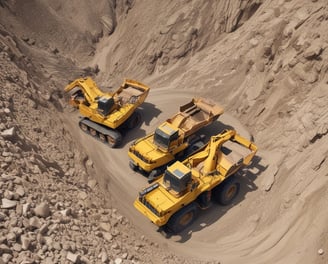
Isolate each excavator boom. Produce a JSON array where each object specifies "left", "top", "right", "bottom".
[
  {"left": 202, "top": 130, "right": 237, "bottom": 175},
  {"left": 192, "top": 129, "right": 257, "bottom": 177},
  {"left": 64, "top": 77, "right": 108, "bottom": 106}
]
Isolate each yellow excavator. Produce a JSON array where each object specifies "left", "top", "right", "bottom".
[
  {"left": 64, "top": 77, "right": 150, "bottom": 148},
  {"left": 134, "top": 129, "right": 257, "bottom": 234}
]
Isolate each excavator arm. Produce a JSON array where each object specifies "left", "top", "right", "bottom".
[
  {"left": 187, "top": 130, "right": 257, "bottom": 177},
  {"left": 202, "top": 130, "right": 237, "bottom": 175},
  {"left": 232, "top": 133, "right": 257, "bottom": 165},
  {"left": 64, "top": 77, "right": 109, "bottom": 105}
]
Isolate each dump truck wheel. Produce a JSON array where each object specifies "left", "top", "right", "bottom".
[
  {"left": 166, "top": 203, "right": 198, "bottom": 233},
  {"left": 212, "top": 176, "right": 240, "bottom": 205},
  {"left": 129, "top": 160, "right": 138, "bottom": 171},
  {"left": 126, "top": 111, "right": 141, "bottom": 129},
  {"left": 148, "top": 168, "right": 164, "bottom": 183}
]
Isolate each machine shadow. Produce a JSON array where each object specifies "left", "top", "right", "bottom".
[
  {"left": 138, "top": 101, "right": 162, "bottom": 126},
  {"left": 199, "top": 119, "right": 253, "bottom": 143},
  {"left": 119, "top": 102, "right": 162, "bottom": 147},
  {"left": 120, "top": 108, "right": 246, "bottom": 148},
  {"left": 168, "top": 154, "right": 268, "bottom": 243}
]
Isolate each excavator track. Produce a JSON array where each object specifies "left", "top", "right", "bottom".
[{"left": 78, "top": 118, "right": 122, "bottom": 148}]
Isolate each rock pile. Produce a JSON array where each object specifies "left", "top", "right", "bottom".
[{"left": 0, "top": 24, "right": 212, "bottom": 264}]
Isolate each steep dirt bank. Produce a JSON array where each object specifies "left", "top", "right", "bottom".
[
  {"left": 0, "top": 13, "right": 203, "bottom": 264},
  {"left": 89, "top": 1, "right": 328, "bottom": 262},
  {"left": 1, "top": 0, "right": 328, "bottom": 263}
]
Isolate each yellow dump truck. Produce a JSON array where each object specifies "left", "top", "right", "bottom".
[
  {"left": 128, "top": 98, "right": 224, "bottom": 181},
  {"left": 64, "top": 77, "right": 150, "bottom": 148},
  {"left": 134, "top": 129, "right": 257, "bottom": 234}
]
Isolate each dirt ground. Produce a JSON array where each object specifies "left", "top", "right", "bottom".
[{"left": 0, "top": 0, "right": 327, "bottom": 263}]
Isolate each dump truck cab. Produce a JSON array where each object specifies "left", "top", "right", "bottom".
[
  {"left": 135, "top": 161, "right": 195, "bottom": 227},
  {"left": 162, "top": 161, "right": 192, "bottom": 196},
  {"left": 154, "top": 122, "right": 181, "bottom": 151}
]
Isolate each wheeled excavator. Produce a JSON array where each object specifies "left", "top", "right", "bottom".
[
  {"left": 134, "top": 129, "right": 257, "bottom": 234},
  {"left": 64, "top": 77, "right": 150, "bottom": 148}
]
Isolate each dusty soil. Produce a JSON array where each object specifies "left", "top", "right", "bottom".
[{"left": 0, "top": 0, "right": 327, "bottom": 263}]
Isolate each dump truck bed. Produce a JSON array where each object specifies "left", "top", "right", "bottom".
[
  {"left": 167, "top": 98, "right": 224, "bottom": 138},
  {"left": 113, "top": 79, "right": 150, "bottom": 107}
]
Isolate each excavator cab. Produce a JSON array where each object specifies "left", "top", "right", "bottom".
[
  {"left": 163, "top": 161, "right": 191, "bottom": 196},
  {"left": 97, "top": 96, "right": 115, "bottom": 116},
  {"left": 154, "top": 123, "right": 179, "bottom": 150}
]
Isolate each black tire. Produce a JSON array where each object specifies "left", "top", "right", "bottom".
[
  {"left": 212, "top": 176, "right": 240, "bottom": 205},
  {"left": 166, "top": 203, "right": 199, "bottom": 234},
  {"left": 148, "top": 168, "right": 164, "bottom": 183},
  {"left": 107, "top": 130, "right": 122, "bottom": 148},
  {"left": 129, "top": 160, "right": 138, "bottom": 171},
  {"left": 126, "top": 111, "right": 141, "bottom": 129}
]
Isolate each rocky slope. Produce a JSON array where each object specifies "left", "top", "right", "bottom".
[
  {"left": 0, "top": 20, "right": 216, "bottom": 264},
  {"left": 0, "top": 0, "right": 327, "bottom": 263}
]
